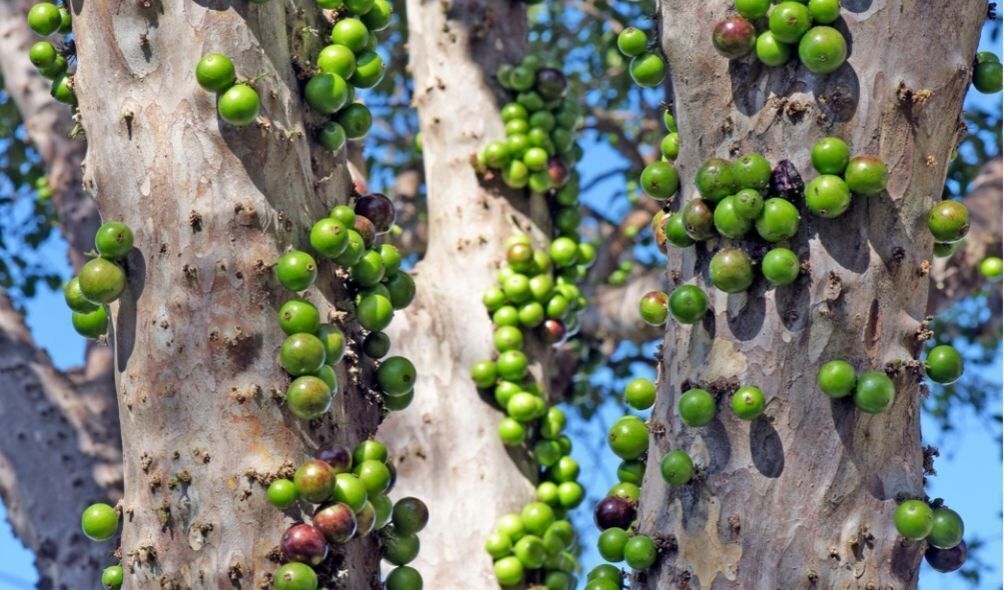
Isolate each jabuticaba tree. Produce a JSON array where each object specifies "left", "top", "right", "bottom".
[
  {"left": 68, "top": 1, "right": 387, "bottom": 587},
  {"left": 636, "top": 1, "right": 987, "bottom": 588},
  {"left": 379, "top": 1, "right": 558, "bottom": 586}
]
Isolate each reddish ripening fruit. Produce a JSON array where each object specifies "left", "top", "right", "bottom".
[
  {"left": 548, "top": 157, "right": 570, "bottom": 188},
  {"left": 541, "top": 319, "right": 566, "bottom": 344},
  {"left": 281, "top": 524, "right": 329, "bottom": 565},
  {"left": 712, "top": 16, "right": 757, "bottom": 59},
  {"left": 594, "top": 495, "right": 636, "bottom": 531},
  {"left": 294, "top": 460, "right": 336, "bottom": 504},
  {"left": 354, "top": 215, "right": 377, "bottom": 247},
  {"left": 313, "top": 502, "right": 358, "bottom": 544},
  {"left": 354, "top": 193, "right": 396, "bottom": 234},
  {"left": 317, "top": 445, "right": 353, "bottom": 473}
]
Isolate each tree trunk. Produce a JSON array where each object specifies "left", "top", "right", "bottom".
[
  {"left": 637, "top": 2, "right": 985, "bottom": 588},
  {"left": 378, "top": 1, "right": 544, "bottom": 587},
  {"left": 70, "top": 1, "right": 381, "bottom": 586}
]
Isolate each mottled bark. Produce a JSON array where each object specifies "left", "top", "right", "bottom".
[
  {"left": 70, "top": 1, "right": 380, "bottom": 587},
  {"left": 637, "top": 2, "right": 985, "bottom": 589},
  {"left": 378, "top": 1, "right": 541, "bottom": 587}
]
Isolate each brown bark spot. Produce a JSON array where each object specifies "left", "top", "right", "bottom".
[{"left": 864, "top": 298, "right": 881, "bottom": 359}]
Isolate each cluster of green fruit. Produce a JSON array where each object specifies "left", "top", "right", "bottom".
[
  {"left": 35, "top": 176, "right": 54, "bottom": 202},
  {"left": 63, "top": 221, "right": 134, "bottom": 339},
  {"left": 614, "top": 26, "right": 667, "bottom": 88},
  {"left": 195, "top": 53, "right": 261, "bottom": 126},
  {"left": 470, "top": 234, "right": 595, "bottom": 443},
  {"left": 894, "top": 499, "right": 967, "bottom": 573},
  {"left": 480, "top": 55, "right": 582, "bottom": 194},
  {"left": 25, "top": 2, "right": 76, "bottom": 106},
  {"left": 264, "top": 440, "right": 428, "bottom": 590},
  {"left": 276, "top": 194, "right": 417, "bottom": 419},
  {"left": 972, "top": 51, "right": 1003, "bottom": 94},
  {"left": 485, "top": 501, "right": 580, "bottom": 588},
  {"left": 78, "top": 502, "right": 123, "bottom": 588},
  {"left": 606, "top": 259, "right": 634, "bottom": 287},
  {"left": 303, "top": 0, "right": 393, "bottom": 150},
  {"left": 713, "top": 0, "right": 848, "bottom": 74}
]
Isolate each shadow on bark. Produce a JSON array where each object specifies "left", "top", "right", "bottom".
[
  {"left": 727, "top": 286, "right": 766, "bottom": 341},
  {"left": 749, "top": 416, "right": 784, "bottom": 478},
  {"left": 115, "top": 248, "right": 146, "bottom": 371}
]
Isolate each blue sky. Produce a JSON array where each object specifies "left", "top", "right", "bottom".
[{"left": 0, "top": 16, "right": 1000, "bottom": 590}]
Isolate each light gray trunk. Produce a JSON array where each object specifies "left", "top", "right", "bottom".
[
  {"left": 637, "top": 1, "right": 985, "bottom": 588},
  {"left": 71, "top": 1, "right": 380, "bottom": 587},
  {"left": 378, "top": 0, "right": 548, "bottom": 587}
]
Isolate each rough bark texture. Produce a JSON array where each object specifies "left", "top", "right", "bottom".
[
  {"left": 70, "top": 1, "right": 381, "bottom": 587},
  {"left": 637, "top": 2, "right": 985, "bottom": 589},
  {"left": 378, "top": 1, "right": 541, "bottom": 587}
]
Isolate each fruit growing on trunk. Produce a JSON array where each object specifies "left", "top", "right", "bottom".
[{"left": 712, "top": 16, "right": 757, "bottom": 59}]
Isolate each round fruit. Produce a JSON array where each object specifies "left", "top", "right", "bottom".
[
  {"left": 597, "top": 526, "right": 629, "bottom": 561},
  {"left": 305, "top": 73, "right": 349, "bottom": 114},
  {"left": 624, "top": 535, "right": 657, "bottom": 570},
  {"left": 769, "top": 1, "right": 812, "bottom": 44},
  {"left": 353, "top": 459, "right": 391, "bottom": 495},
  {"left": 712, "top": 16, "right": 756, "bottom": 59},
  {"left": 338, "top": 103, "right": 373, "bottom": 139},
  {"left": 310, "top": 218, "right": 349, "bottom": 259},
  {"left": 894, "top": 499, "right": 934, "bottom": 540},
  {"left": 51, "top": 74, "right": 76, "bottom": 105},
  {"left": 317, "top": 324, "right": 346, "bottom": 364},
  {"left": 736, "top": 0, "right": 771, "bottom": 19},
  {"left": 361, "top": 0, "right": 394, "bottom": 31},
  {"left": 350, "top": 50, "right": 385, "bottom": 88},
  {"left": 755, "top": 31, "right": 792, "bottom": 66},
  {"left": 695, "top": 158, "right": 736, "bottom": 202},
  {"left": 276, "top": 250, "right": 317, "bottom": 291},
  {"left": 521, "top": 502, "right": 556, "bottom": 535},
  {"left": 607, "top": 415, "right": 649, "bottom": 460},
  {"left": 217, "top": 84, "right": 260, "bottom": 126},
  {"left": 980, "top": 256, "right": 1003, "bottom": 280},
  {"left": 357, "top": 293, "right": 394, "bottom": 331},
  {"left": 594, "top": 497, "right": 635, "bottom": 531},
  {"left": 330, "top": 18, "right": 369, "bottom": 53},
  {"left": 925, "top": 344, "right": 964, "bottom": 385},
  {"left": 755, "top": 198, "right": 800, "bottom": 242},
  {"left": 333, "top": 473, "right": 368, "bottom": 512},
  {"left": 196, "top": 53, "right": 236, "bottom": 93},
  {"left": 734, "top": 188, "right": 764, "bottom": 220},
  {"left": 808, "top": 0, "right": 841, "bottom": 23},
  {"left": 617, "top": 27, "right": 648, "bottom": 57},
  {"left": 317, "top": 44, "right": 357, "bottom": 78},
  {"left": 29, "top": 41, "right": 57, "bottom": 69},
  {"left": 81, "top": 503, "right": 118, "bottom": 541},
  {"left": 817, "top": 360, "right": 856, "bottom": 398},
  {"left": 762, "top": 247, "right": 800, "bottom": 286},
  {"left": 95, "top": 222, "right": 134, "bottom": 260},
  {"left": 294, "top": 460, "right": 336, "bottom": 503},
  {"left": 925, "top": 539, "right": 967, "bottom": 573},
  {"left": 72, "top": 307, "right": 108, "bottom": 339},
  {"left": 639, "top": 291, "right": 669, "bottom": 326},
  {"left": 679, "top": 388, "right": 716, "bottom": 427},
  {"left": 933, "top": 241, "right": 962, "bottom": 258},
  {"left": 101, "top": 564, "right": 123, "bottom": 589},
  {"left": 928, "top": 507, "right": 965, "bottom": 549},
  {"left": 668, "top": 285, "right": 708, "bottom": 324},
  {"left": 713, "top": 196, "right": 752, "bottom": 239},
  {"left": 733, "top": 152, "right": 772, "bottom": 191},
  {"left": 78, "top": 258, "right": 126, "bottom": 304},
  {"left": 391, "top": 497, "right": 429, "bottom": 535},
  {"left": 731, "top": 386, "right": 765, "bottom": 420},
  {"left": 280, "top": 333, "right": 326, "bottom": 376},
  {"left": 313, "top": 502, "right": 357, "bottom": 543},
  {"left": 617, "top": 460, "right": 645, "bottom": 485},
  {"left": 286, "top": 376, "right": 333, "bottom": 420},
  {"left": 624, "top": 377, "right": 657, "bottom": 411},
  {"left": 64, "top": 277, "right": 98, "bottom": 313},
  {"left": 682, "top": 198, "right": 715, "bottom": 240},
  {"left": 377, "top": 356, "right": 416, "bottom": 395},
  {"left": 661, "top": 132, "right": 680, "bottom": 160},
  {"left": 853, "top": 371, "right": 895, "bottom": 414},
  {"left": 513, "top": 535, "right": 546, "bottom": 568},
  {"left": 536, "top": 68, "right": 568, "bottom": 100},
  {"left": 498, "top": 417, "right": 525, "bottom": 445},
  {"left": 927, "top": 200, "right": 969, "bottom": 243},
  {"left": 385, "top": 566, "right": 422, "bottom": 590},
  {"left": 629, "top": 53, "right": 666, "bottom": 87},
  {"left": 494, "top": 555, "right": 524, "bottom": 586},
  {"left": 665, "top": 213, "right": 695, "bottom": 248},
  {"left": 805, "top": 174, "right": 851, "bottom": 218},
  {"left": 27, "top": 2, "right": 62, "bottom": 36},
  {"left": 798, "top": 26, "right": 847, "bottom": 74},
  {"left": 709, "top": 248, "right": 754, "bottom": 293},
  {"left": 973, "top": 60, "right": 1003, "bottom": 93},
  {"left": 660, "top": 450, "right": 693, "bottom": 486},
  {"left": 844, "top": 156, "right": 888, "bottom": 196},
  {"left": 319, "top": 122, "right": 346, "bottom": 151},
  {"left": 267, "top": 478, "right": 299, "bottom": 508},
  {"left": 640, "top": 160, "right": 679, "bottom": 200},
  {"left": 811, "top": 136, "right": 851, "bottom": 174},
  {"left": 385, "top": 271, "right": 416, "bottom": 309},
  {"left": 272, "top": 562, "right": 318, "bottom": 590},
  {"left": 281, "top": 523, "right": 328, "bottom": 565}
]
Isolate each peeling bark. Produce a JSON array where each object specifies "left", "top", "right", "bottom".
[
  {"left": 378, "top": 1, "right": 542, "bottom": 587},
  {"left": 69, "top": 1, "right": 381, "bottom": 587},
  {"left": 637, "top": 2, "right": 986, "bottom": 589}
]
